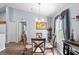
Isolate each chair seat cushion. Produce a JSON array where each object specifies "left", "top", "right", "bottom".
[
  {"left": 26, "top": 45, "right": 32, "bottom": 49},
  {"left": 45, "top": 42, "right": 53, "bottom": 49}
]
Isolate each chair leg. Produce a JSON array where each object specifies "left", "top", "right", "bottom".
[
  {"left": 52, "top": 48, "right": 54, "bottom": 55},
  {"left": 31, "top": 50, "right": 33, "bottom": 55},
  {"left": 22, "top": 48, "right": 27, "bottom": 55},
  {"left": 23, "top": 50, "right": 25, "bottom": 55},
  {"left": 43, "top": 52, "right": 45, "bottom": 55}
]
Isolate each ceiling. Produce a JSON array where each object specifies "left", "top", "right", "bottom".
[{"left": 0, "top": 3, "right": 67, "bottom": 17}]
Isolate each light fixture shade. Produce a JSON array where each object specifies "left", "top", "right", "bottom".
[
  {"left": 35, "top": 17, "right": 41, "bottom": 22},
  {"left": 41, "top": 19, "right": 45, "bottom": 22},
  {"left": 35, "top": 18, "right": 38, "bottom": 22},
  {"left": 35, "top": 18, "right": 45, "bottom": 22}
]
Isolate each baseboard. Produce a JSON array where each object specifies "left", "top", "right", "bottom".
[{"left": 0, "top": 47, "right": 5, "bottom": 52}]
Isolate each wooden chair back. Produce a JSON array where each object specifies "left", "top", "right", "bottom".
[
  {"left": 51, "top": 34, "right": 56, "bottom": 47},
  {"left": 31, "top": 38, "right": 46, "bottom": 54}
]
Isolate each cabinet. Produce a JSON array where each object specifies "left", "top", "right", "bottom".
[
  {"left": 0, "top": 19, "right": 6, "bottom": 51},
  {"left": 0, "top": 34, "right": 6, "bottom": 51},
  {"left": 63, "top": 40, "right": 79, "bottom": 55}
]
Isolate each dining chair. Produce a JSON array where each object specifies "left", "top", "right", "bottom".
[
  {"left": 21, "top": 32, "right": 32, "bottom": 55},
  {"left": 45, "top": 34, "right": 56, "bottom": 55},
  {"left": 31, "top": 38, "right": 46, "bottom": 55}
]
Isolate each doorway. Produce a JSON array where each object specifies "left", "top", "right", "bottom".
[{"left": 18, "top": 21, "right": 27, "bottom": 42}]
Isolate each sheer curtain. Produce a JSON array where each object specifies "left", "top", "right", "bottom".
[{"left": 55, "top": 17, "right": 64, "bottom": 45}]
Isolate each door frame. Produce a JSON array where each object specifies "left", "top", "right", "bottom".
[{"left": 17, "top": 20, "right": 27, "bottom": 42}]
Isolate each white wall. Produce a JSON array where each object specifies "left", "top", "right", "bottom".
[
  {"left": 0, "top": 12, "right": 6, "bottom": 19},
  {"left": 47, "top": 17, "right": 52, "bottom": 28},
  {"left": 7, "top": 21, "right": 17, "bottom": 43},
  {"left": 68, "top": 4, "right": 79, "bottom": 41}
]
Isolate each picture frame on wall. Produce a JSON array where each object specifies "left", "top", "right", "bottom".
[
  {"left": 36, "top": 33, "right": 42, "bottom": 38},
  {"left": 36, "top": 22, "right": 47, "bottom": 30}
]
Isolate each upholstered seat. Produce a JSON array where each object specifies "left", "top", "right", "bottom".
[
  {"left": 26, "top": 44, "right": 32, "bottom": 49},
  {"left": 45, "top": 42, "right": 53, "bottom": 49}
]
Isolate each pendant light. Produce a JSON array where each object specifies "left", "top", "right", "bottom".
[
  {"left": 35, "top": 3, "right": 45, "bottom": 22},
  {"left": 35, "top": 3, "right": 41, "bottom": 22}
]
